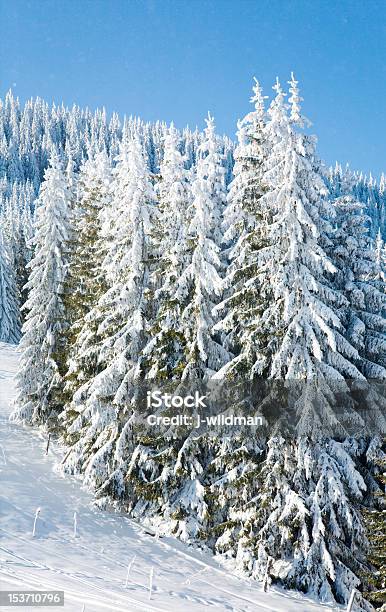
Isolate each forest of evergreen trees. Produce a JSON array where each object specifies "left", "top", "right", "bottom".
[{"left": 1, "top": 76, "right": 385, "bottom": 608}]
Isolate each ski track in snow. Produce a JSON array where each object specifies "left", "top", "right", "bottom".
[{"left": 0, "top": 343, "right": 339, "bottom": 612}]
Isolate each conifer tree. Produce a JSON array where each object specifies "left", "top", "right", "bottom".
[
  {"left": 143, "top": 123, "right": 193, "bottom": 380},
  {"left": 179, "top": 113, "right": 229, "bottom": 380},
  {"left": 61, "top": 136, "right": 156, "bottom": 497},
  {"left": 61, "top": 150, "right": 112, "bottom": 429},
  {"left": 0, "top": 226, "right": 20, "bottom": 343},
  {"left": 210, "top": 76, "right": 371, "bottom": 607},
  {"left": 213, "top": 79, "right": 269, "bottom": 378},
  {"left": 254, "top": 75, "right": 362, "bottom": 382},
  {"left": 11, "top": 152, "right": 70, "bottom": 426},
  {"left": 328, "top": 168, "right": 386, "bottom": 377}
]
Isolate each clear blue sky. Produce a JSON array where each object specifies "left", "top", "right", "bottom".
[{"left": 1, "top": 0, "right": 385, "bottom": 176}]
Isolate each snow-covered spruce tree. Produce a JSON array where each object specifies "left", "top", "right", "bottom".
[
  {"left": 328, "top": 167, "right": 386, "bottom": 378},
  {"left": 60, "top": 150, "right": 112, "bottom": 434},
  {"left": 154, "top": 112, "right": 230, "bottom": 535},
  {"left": 179, "top": 112, "right": 229, "bottom": 380},
  {"left": 0, "top": 225, "right": 20, "bottom": 343},
  {"left": 11, "top": 151, "right": 71, "bottom": 426},
  {"left": 60, "top": 136, "right": 156, "bottom": 498},
  {"left": 212, "top": 437, "right": 370, "bottom": 604},
  {"left": 210, "top": 76, "right": 371, "bottom": 606},
  {"left": 208, "top": 79, "right": 274, "bottom": 572},
  {"left": 213, "top": 78, "right": 270, "bottom": 378},
  {"left": 126, "top": 115, "right": 230, "bottom": 542},
  {"left": 251, "top": 76, "right": 371, "bottom": 603},
  {"left": 254, "top": 75, "right": 362, "bottom": 383},
  {"left": 143, "top": 123, "right": 193, "bottom": 380},
  {"left": 0, "top": 181, "right": 35, "bottom": 313}
]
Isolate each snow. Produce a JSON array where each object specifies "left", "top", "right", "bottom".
[{"left": 0, "top": 343, "right": 338, "bottom": 611}]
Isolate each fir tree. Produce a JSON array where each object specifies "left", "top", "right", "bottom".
[
  {"left": 179, "top": 113, "right": 229, "bottom": 380},
  {"left": 11, "top": 151, "right": 70, "bottom": 426},
  {"left": 254, "top": 75, "right": 362, "bottom": 383},
  {"left": 0, "top": 225, "right": 20, "bottom": 343},
  {"left": 60, "top": 136, "right": 156, "bottom": 497},
  {"left": 143, "top": 123, "right": 193, "bottom": 380},
  {"left": 213, "top": 79, "right": 269, "bottom": 378},
  {"left": 328, "top": 168, "right": 386, "bottom": 378},
  {"left": 61, "top": 150, "right": 112, "bottom": 433}
]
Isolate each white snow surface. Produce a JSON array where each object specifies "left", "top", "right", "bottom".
[{"left": 0, "top": 343, "right": 338, "bottom": 612}]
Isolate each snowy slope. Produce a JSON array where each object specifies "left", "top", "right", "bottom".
[{"left": 0, "top": 343, "right": 338, "bottom": 612}]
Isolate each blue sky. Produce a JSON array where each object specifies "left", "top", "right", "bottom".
[{"left": 1, "top": 0, "right": 386, "bottom": 176}]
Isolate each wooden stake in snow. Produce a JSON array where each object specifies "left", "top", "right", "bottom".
[
  {"left": 263, "top": 557, "right": 273, "bottom": 592},
  {"left": 81, "top": 605, "right": 85, "bottom": 612},
  {"left": 346, "top": 589, "right": 359, "bottom": 612},
  {"left": 61, "top": 447, "right": 72, "bottom": 465},
  {"left": 73, "top": 511, "right": 77, "bottom": 538},
  {"left": 32, "top": 507, "right": 40, "bottom": 537},
  {"left": 45, "top": 434, "right": 51, "bottom": 455},
  {"left": 149, "top": 566, "right": 154, "bottom": 600},
  {"left": 125, "top": 555, "right": 136, "bottom": 588},
  {"left": 0, "top": 444, "right": 6, "bottom": 465}
]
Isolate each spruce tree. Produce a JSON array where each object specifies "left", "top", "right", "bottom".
[
  {"left": 60, "top": 136, "right": 155, "bottom": 497},
  {"left": 179, "top": 113, "right": 229, "bottom": 380},
  {"left": 210, "top": 76, "right": 371, "bottom": 607},
  {"left": 11, "top": 151, "right": 70, "bottom": 426},
  {"left": 131, "top": 115, "right": 230, "bottom": 542},
  {"left": 61, "top": 150, "right": 112, "bottom": 433},
  {"left": 257, "top": 75, "right": 362, "bottom": 383},
  {"left": 0, "top": 225, "right": 20, "bottom": 343},
  {"left": 328, "top": 167, "right": 386, "bottom": 378},
  {"left": 143, "top": 123, "right": 193, "bottom": 380},
  {"left": 214, "top": 79, "right": 269, "bottom": 378}
]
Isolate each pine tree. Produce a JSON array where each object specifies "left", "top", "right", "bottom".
[
  {"left": 11, "top": 151, "right": 70, "bottom": 426},
  {"left": 328, "top": 168, "right": 386, "bottom": 378},
  {"left": 253, "top": 76, "right": 362, "bottom": 383},
  {"left": 132, "top": 115, "right": 229, "bottom": 541},
  {"left": 213, "top": 79, "right": 269, "bottom": 379},
  {"left": 179, "top": 113, "right": 229, "bottom": 380},
  {"left": 60, "top": 136, "right": 156, "bottom": 497},
  {"left": 143, "top": 123, "right": 193, "bottom": 381},
  {"left": 0, "top": 225, "right": 20, "bottom": 343},
  {"left": 61, "top": 150, "right": 112, "bottom": 431}
]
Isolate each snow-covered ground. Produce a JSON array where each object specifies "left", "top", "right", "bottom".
[{"left": 0, "top": 342, "right": 338, "bottom": 612}]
